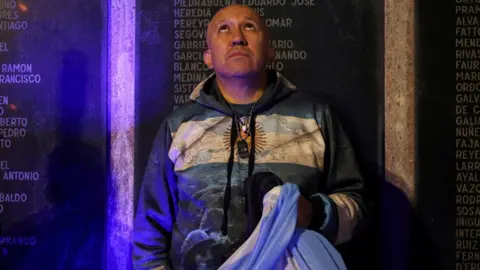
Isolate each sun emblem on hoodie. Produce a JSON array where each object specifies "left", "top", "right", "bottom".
[{"left": 223, "top": 121, "right": 267, "bottom": 154}]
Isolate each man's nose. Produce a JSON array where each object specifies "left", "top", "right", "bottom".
[{"left": 231, "top": 28, "right": 248, "bottom": 46}]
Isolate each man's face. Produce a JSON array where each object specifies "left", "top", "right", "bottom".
[{"left": 204, "top": 5, "right": 273, "bottom": 77}]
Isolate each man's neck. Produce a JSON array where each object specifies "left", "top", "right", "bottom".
[{"left": 216, "top": 72, "right": 268, "bottom": 104}]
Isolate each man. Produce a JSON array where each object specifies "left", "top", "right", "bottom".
[{"left": 133, "top": 4, "right": 369, "bottom": 270}]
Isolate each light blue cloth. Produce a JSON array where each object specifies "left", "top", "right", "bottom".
[{"left": 219, "top": 183, "right": 347, "bottom": 270}]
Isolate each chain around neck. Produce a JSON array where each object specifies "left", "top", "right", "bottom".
[{"left": 226, "top": 98, "right": 260, "bottom": 140}]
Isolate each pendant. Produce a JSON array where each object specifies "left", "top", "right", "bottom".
[{"left": 237, "top": 140, "right": 249, "bottom": 159}]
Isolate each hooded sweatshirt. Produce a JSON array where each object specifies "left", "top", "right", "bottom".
[{"left": 132, "top": 70, "right": 368, "bottom": 270}]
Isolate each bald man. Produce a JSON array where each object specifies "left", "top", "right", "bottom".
[{"left": 133, "top": 5, "right": 369, "bottom": 270}]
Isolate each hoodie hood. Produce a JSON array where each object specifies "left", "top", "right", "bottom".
[{"left": 189, "top": 69, "right": 298, "bottom": 115}]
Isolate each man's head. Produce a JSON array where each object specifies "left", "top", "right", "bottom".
[{"left": 203, "top": 5, "right": 275, "bottom": 78}]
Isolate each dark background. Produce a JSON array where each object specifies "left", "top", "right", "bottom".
[
  {"left": 414, "top": 0, "right": 476, "bottom": 269},
  {"left": 1, "top": 0, "right": 475, "bottom": 268}
]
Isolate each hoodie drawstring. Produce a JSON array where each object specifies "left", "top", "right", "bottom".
[
  {"left": 248, "top": 115, "right": 256, "bottom": 176},
  {"left": 222, "top": 113, "right": 257, "bottom": 236},
  {"left": 222, "top": 116, "right": 237, "bottom": 236}
]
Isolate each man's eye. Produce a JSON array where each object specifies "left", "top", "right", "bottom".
[
  {"left": 244, "top": 23, "right": 256, "bottom": 30},
  {"left": 219, "top": 25, "right": 228, "bottom": 32}
]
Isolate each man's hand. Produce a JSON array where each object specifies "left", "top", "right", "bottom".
[{"left": 297, "top": 195, "right": 313, "bottom": 228}]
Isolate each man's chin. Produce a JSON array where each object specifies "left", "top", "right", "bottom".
[{"left": 220, "top": 68, "right": 259, "bottom": 78}]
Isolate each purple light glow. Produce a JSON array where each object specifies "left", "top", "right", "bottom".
[{"left": 107, "top": 0, "right": 136, "bottom": 268}]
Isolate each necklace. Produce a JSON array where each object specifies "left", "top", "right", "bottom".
[{"left": 226, "top": 100, "right": 259, "bottom": 159}]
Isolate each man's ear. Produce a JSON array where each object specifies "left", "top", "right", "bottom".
[
  {"left": 204, "top": 50, "right": 213, "bottom": 69},
  {"left": 267, "top": 46, "right": 276, "bottom": 61}
]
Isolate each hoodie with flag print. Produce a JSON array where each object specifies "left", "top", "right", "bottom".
[{"left": 132, "top": 70, "right": 369, "bottom": 270}]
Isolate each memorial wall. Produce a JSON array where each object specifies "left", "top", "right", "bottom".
[
  {"left": 454, "top": 1, "right": 480, "bottom": 269},
  {"left": 0, "top": 0, "right": 106, "bottom": 268},
  {"left": 2, "top": 0, "right": 478, "bottom": 268},
  {"left": 416, "top": 0, "right": 480, "bottom": 269}
]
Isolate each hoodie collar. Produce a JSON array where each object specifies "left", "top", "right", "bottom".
[{"left": 189, "top": 70, "right": 297, "bottom": 115}]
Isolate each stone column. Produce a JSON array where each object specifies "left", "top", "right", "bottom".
[
  {"left": 383, "top": 0, "right": 416, "bottom": 269},
  {"left": 385, "top": 0, "right": 415, "bottom": 202},
  {"left": 107, "top": 0, "right": 136, "bottom": 269}
]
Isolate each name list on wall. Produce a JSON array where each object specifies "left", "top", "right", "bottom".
[
  {"left": 171, "top": 0, "right": 312, "bottom": 110},
  {"left": 455, "top": 0, "right": 480, "bottom": 269},
  {"left": 0, "top": 0, "right": 38, "bottom": 259}
]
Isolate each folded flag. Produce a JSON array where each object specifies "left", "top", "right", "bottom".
[{"left": 219, "top": 183, "right": 347, "bottom": 270}]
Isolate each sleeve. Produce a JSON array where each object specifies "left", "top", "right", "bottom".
[
  {"left": 308, "top": 105, "right": 370, "bottom": 245},
  {"left": 132, "top": 121, "right": 178, "bottom": 270}
]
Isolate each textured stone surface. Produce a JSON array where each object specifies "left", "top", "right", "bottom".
[
  {"left": 108, "top": 0, "right": 136, "bottom": 269},
  {"left": 385, "top": 0, "right": 415, "bottom": 202}
]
